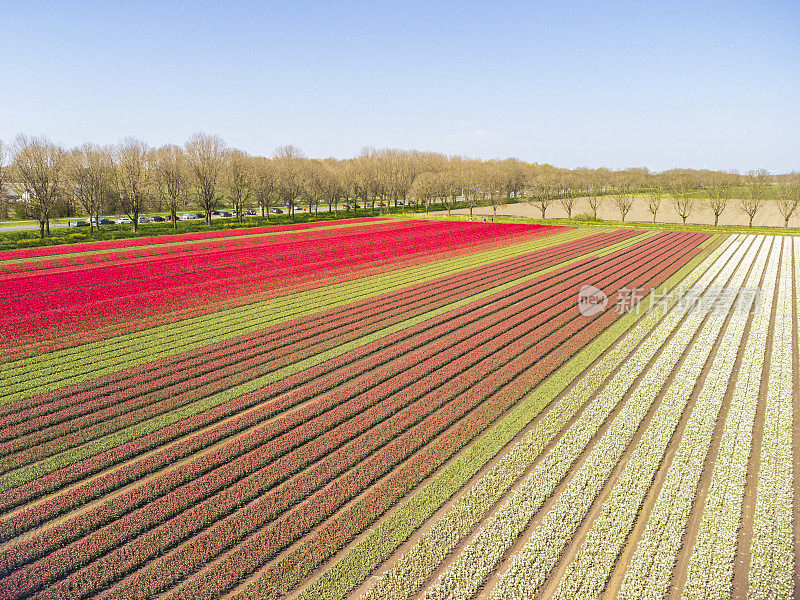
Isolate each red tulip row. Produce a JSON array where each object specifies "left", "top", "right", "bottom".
[
  {"left": 0, "top": 233, "right": 700, "bottom": 596},
  {"left": 0, "top": 217, "right": 386, "bottom": 262},
  {"left": 0, "top": 223, "right": 593, "bottom": 426},
  {"left": 0, "top": 222, "right": 554, "bottom": 346},
  {"left": 0, "top": 219, "right": 405, "bottom": 279},
  {"left": 3, "top": 231, "right": 644, "bottom": 552},
  {"left": 0, "top": 231, "right": 667, "bottom": 584},
  {"left": 232, "top": 236, "right": 708, "bottom": 600},
  {"left": 1, "top": 224, "right": 556, "bottom": 360},
  {"left": 0, "top": 229, "right": 623, "bottom": 470},
  {"left": 0, "top": 232, "right": 648, "bottom": 502},
  {"left": 1, "top": 220, "right": 532, "bottom": 308},
  {"left": 99, "top": 233, "right": 710, "bottom": 600},
  {"left": 2, "top": 220, "right": 434, "bottom": 294}
]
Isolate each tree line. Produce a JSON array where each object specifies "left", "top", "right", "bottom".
[{"left": 0, "top": 133, "right": 798, "bottom": 238}]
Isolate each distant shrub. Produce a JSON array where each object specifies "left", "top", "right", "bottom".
[{"left": 573, "top": 212, "right": 603, "bottom": 222}]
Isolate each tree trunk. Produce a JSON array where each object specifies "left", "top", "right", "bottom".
[
  {"left": 682, "top": 216, "right": 687, "bottom": 224},
  {"left": 714, "top": 213, "right": 719, "bottom": 226},
  {"left": 39, "top": 220, "right": 45, "bottom": 239}
]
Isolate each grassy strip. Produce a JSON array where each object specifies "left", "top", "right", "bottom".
[
  {"left": 292, "top": 233, "right": 726, "bottom": 600},
  {"left": 0, "top": 229, "right": 590, "bottom": 400}
]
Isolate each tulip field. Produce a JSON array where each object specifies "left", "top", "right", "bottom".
[{"left": 0, "top": 218, "right": 796, "bottom": 600}]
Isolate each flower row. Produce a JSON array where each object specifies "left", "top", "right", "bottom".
[{"left": 552, "top": 235, "right": 762, "bottom": 600}]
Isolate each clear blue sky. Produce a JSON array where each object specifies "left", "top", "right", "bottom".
[{"left": 2, "top": 0, "right": 798, "bottom": 172}]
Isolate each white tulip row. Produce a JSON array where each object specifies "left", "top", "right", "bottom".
[
  {"left": 680, "top": 236, "right": 781, "bottom": 600},
  {"left": 747, "top": 235, "right": 795, "bottom": 600},
  {"left": 362, "top": 239, "right": 733, "bottom": 600},
  {"left": 614, "top": 235, "right": 774, "bottom": 600},
  {"left": 360, "top": 236, "right": 739, "bottom": 600},
  {"left": 547, "top": 236, "right": 765, "bottom": 600},
  {"left": 484, "top": 236, "right": 754, "bottom": 600}
]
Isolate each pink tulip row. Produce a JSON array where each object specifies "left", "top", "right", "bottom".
[
  {"left": 0, "top": 231, "right": 704, "bottom": 600},
  {"left": 2, "top": 220, "right": 432, "bottom": 293},
  {"left": 3, "top": 223, "right": 559, "bottom": 360},
  {"left": 1, "top": 221, "right": 533, "bottom": 310},
  {"left": 0, "top": 228, "right": 612, "bottom": 471},
  {"left": 0, "top": 221, "right": 586, "bottom": 423},
  {"left": 0, "top": 222, "right": 554, "bottom": 349},
  {"left": 0, "top": 217, "right": 386, "bottom": 262},
  {"left": 0, "top": 219, "right": 405, "bottom": 278}
]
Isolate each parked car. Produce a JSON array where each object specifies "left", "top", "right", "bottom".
[
  {"left": 138, "top": 217, "right": 151, "bottom": 223},
  {"left": 181, "top": 214, "right": 194, "bottom": 220},
  {"left": 151, "top": 215, "right": 165, "bottom": 222},
  {"left": 195, "top": 213, "right": 206, "bottom": 219},
  {"left": 211, "top": 210, "right": 221, "bottom": 216},
  {"left": 74, "top": 220, "right": 89, "bottom": 227},
  {"left": 99, "top": 218, "right": 114, "bottom": 225},
  {"left": 117, "top": 218, "right": 133, "bottom": 224},
  {"left": 221, "top": 211, "right": 233, "bottom": 217},
  {"left": 269, "top": 208, "right": 283, "bottom": 214}
]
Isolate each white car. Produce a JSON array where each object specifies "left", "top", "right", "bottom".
[
  {"left": 117, "top": 218, "right": 133, "bottom": 224},
  {"left": 181, "top": 214, "right": 194, "bottom": 220}
]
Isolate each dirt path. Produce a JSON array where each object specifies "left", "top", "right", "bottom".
[{"left": 439, "top": 196, "right": 798, "bottom": 229}]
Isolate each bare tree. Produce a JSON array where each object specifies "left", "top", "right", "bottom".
[
  {"left": 776, "top": 181, "right": 800, "bottom": 228},
  {"left": 611, "top": 178, "right": 635, "bottom": 222},
  {"left": 152, "top": 145, "right": 188, "bottom": 229},
  {"left": 645, "top": 175, "right": 664, "bottom": 223},
  {"left": 528, "top": 170, "right": 554, "bottom": 218},
  {"left": 14, "top": 135, "right": 65, "bottom": 238},
  {"left": 739, "top": 169, "right": 769, "bottom": 227},
  {"left": 704, "top": 174, "right": 732, "bottom": 226},
  {"left": 251, "top": 157, "right": 277, "bottom": 218},
  {"left": 554, "top": 174, "right": 576, "bottom": 219},
  {"left": 185, "top": 133, "right": 226, "bottom": 225},
  {"left": 669, "top": 175, "right": 695, "bottom": 225},
  {"left": 69, "top": 144, "right": 115, "bottom": 233},
  {"left": 273, "top": 145, "right": 305, "bottom": 219},
  {"left": 116, "top": 138, "right": 152, "bottom": 232},
  {"left": 587, "top": 169, "right": 607, "bottom": 220},
  {"left": 0, "top": 140, "right": 11, "bottom": 220},
  {"left": 224, "top": 149, "right": 252, "bottom": 221},
  {"left": 411, "top": 170, "right": 442, "bottom": 214}
]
